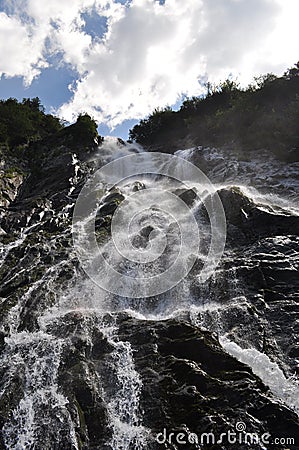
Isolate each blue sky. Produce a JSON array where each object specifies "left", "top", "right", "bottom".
[
  {"left": 0, "top": 72, "right": 138, "bottom": 139},
  {"left": 0, "top": 0, "right": 298, "bottom": 140},
  {"left": 0, "top": 0, "right": 137, "bottom": 138}
]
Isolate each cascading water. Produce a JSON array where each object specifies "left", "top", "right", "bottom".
[
  {"left": 0, "top": 138, "right": 298, "bottom": 449},
  {"left": 1, "top": 332, "right": 77, "bottom": 449},
  {"left": 101, "top": 322, "right": 148, "bottom": 450}
]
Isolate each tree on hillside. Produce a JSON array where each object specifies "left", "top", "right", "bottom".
[
  {"left": 129, "top": 61, "right": 299, "bottom": 160},
  {"left": 0, "top": 97, "right": 63, "bottom": 148},
  {"left": 284, "top": 61, "right": 299, "bottom": 79},
  {"left": 66, "top": 114, "right": 99, "bottom": 144}
]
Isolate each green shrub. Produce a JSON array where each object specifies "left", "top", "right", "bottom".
[
  {"left": 0, "top": 97, "right": 63, "bottom": 149},
  {"left": 129, "top": 61, "right": 299, "bottom": 160}
]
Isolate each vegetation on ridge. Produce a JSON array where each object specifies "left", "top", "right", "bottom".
[
  {"left": 0, "top": 98, "right": 100, "bottom": 155},
  {"left": 0, "top": 97, "right": 63, "bottom": 148},
  {"left": 129, "top": 62, "right": 299, "bottom": 160},
  {"left": 58, "top": 113, "right": 99, "bottom": 146}
]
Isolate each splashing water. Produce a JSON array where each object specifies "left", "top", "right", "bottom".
[
  {"left": 1, "top": 139, "right": 299, "bottom": 449},
  {"left": 220, "top": 338, "right": 299, "bottom": 415},
  {"left": 101, "top": 321, "right": 148, "bottom": 450},
  {"left": 1, "top": 332, "right": 77, "bottom": 450}
]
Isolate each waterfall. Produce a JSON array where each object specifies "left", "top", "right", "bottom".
[
  {"left": 1, "top": 138, "right": 298, "bottom": 448},
  {"left": 220, "top": 337, "right": 299, "bottom": 415},
  {"left": 101, "top": 321, "right": 148, "bottom": 450},
  {"left": 1, "top": 332, "right": 77, "bottom": 450}
]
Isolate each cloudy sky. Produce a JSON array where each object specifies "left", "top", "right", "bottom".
[{"left": 0, "top": 0, "right": 298, "bottom": 138}]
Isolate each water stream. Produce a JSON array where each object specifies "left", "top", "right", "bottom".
[{"left": 0, "top": 139, "right": 298, "bottom": 448}]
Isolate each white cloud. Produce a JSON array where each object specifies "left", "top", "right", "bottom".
[
  {"left": 59, "top": 0, "right": 208, "bottom": 126},
  {"left": 0, "top": 0, "right": 118, "bottom": 81},
  {"left": 0, "top": 0, "right": 298, "bottom": 127},
  {"left": 0, "top": 12, "right": 46, "bottom": 84}
]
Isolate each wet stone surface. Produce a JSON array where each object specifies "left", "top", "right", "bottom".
[{"left": 0, "top": 140, "right": 298, "bottom": 449}]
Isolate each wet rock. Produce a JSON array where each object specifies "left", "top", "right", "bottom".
[
  {"left": 0, "top": 364, "right": 25, "bottom": 432},
  {"left": 118, "top": 317, "right": 299, "bottom": 448},
  {"left": 218, "top": 186, "right": 299, "bottom": 243},
  {"left": 131, "top": 181, "right": 146, "bottom": 192},
  {"left": 0, "top": 332, "right": 5, "bottom": 353},
  {"left": 234, "top": 236, "right": 299, "bottom": 369},
  {"left": 97, "top": 189, "right": 125, "bottom": 217},
  {"left": 102, "top": 189, "right": 125, "bottom": 205},
  {"left": 139, "top": 225, "right": 155, "bottom": 239},
  {"left": 0, "top": 134, "right": 299, "bottom": 450},
  {"left": 98, "top": 201, "right": 118, "bottom": 217},
  {"left": 173, "top": 187, "right": 197, "bottom": 206},
  {"left": 61, "top": 360, "right": 110, "bottom": 449}
]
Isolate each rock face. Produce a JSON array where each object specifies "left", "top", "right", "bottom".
[
  {"left": 118, "top": 317, "right": 299, "bottom": 449},
  {"left": 0, "top": 139, "right": 298, "bottom": 449},
  {"left": 0, "top": 145, "right": 27, "bottom": 209}
]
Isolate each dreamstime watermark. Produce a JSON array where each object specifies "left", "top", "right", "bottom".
[
  {"left": 72, "top": 152, "right": 226, "bottom": 298},
  {"left": 155, "top": 422, "right": 296, "bottom": 447}
]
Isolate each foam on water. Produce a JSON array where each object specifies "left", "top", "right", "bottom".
[
  {"left": 101, "top": 321, "right": 149, "bottom": 450},
  {"left": 220, "top": 338, "right": 299, "bottom": 416},
  {"left": 1, "top": 331, "right": 78, "bottom": 450}
]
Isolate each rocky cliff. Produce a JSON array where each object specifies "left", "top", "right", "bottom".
[{"left": 0, "top": 132, "right": 298, "bottom": 449}]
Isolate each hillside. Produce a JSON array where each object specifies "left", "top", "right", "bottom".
[{"left": 129, "top": 62, "right": 299, "bottom": 161}]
